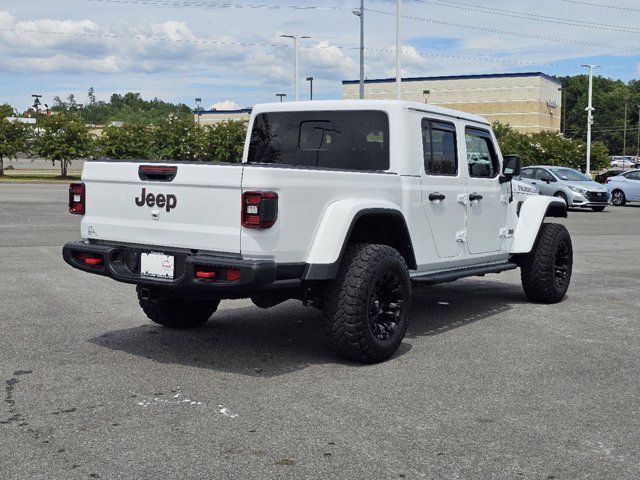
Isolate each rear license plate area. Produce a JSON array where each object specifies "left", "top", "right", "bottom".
[{"left": 140, "top": 252, "right": 175, "bottom": 279}]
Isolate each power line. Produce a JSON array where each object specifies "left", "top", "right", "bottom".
[
  {"left": 560, "top": 0, "right": 640, "bottom": 13},
  {"left": 414, "top": 0, "right": 640, "bottom": 35},
  {"left": 366, "top": 7, "right": 640, "bottom": 53},
  {"left": 86, "top": 0, "right": 350, "bottom": 11}
]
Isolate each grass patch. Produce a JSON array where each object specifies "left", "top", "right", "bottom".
[{"left": 0, "top": 171, "right": 81, "bottom": 183}]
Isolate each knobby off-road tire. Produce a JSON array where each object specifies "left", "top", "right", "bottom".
[
  {"left": 520, "top": 223, "right": 573, "bottom": 304},
  {"left": 136, "top": 286, "right": 220, "bottom": 329},
  {"left": 323, "top": 244, "right": 412, "bottom": 363}
]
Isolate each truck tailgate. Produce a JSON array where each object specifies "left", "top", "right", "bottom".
[{"left": 80, "top": 161, "right": 243, "bottom": 253}]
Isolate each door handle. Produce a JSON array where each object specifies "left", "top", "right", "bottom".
[
  {"left": 469, "top": 193, "right": 483, "bottom": 202},
  {"left": 428, "top": 192, "right": 446, "bottom": 201}
]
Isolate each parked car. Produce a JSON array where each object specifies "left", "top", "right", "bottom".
[
  {"left": 605, "top": 169, "right": 640, "bottom": 206},
  {"left": 62, "top": 100, "right": 570, "bottom": 363},
  {"left": 595, "top": 169, "right": 625, "bottom": 184},
  {"left": 610, "top": 156, "right": 638, "bottom": 168},
  {"left": 518, "top": 166, "right": 610, "bottom": 211}
]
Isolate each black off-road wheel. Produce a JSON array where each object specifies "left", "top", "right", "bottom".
[
  {"left": 611, "top": 189, "right": 626, "bottom": 207},
  {"left": 591, "top": 206, "right": 606, "bottom": 212},
  {"left": 323, "top": 244, "right": 412, "bottom": 363},
  {"left": 519, "top": 223, "right": 572, "bottom": 304},
  {"left": 136, "top": 286, "right": 220, "bottom": 329}
]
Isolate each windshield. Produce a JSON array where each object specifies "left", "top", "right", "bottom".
[
  {"left": 549, "top": 168, "right": 591, "bottom": 181},
  {"left": 248, "top": 110, "right": 389, "bottom": 171}
]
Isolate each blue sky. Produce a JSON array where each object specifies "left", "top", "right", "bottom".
[{"left": 1, "top": 0, "right": 639, "bottom": 112}]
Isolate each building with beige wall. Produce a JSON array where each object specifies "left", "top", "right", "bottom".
[
  {"left": 342, "top": 72, "right": 562, "bottom": 133},
  {"left": 195, "top": 108, "right": 251, "bottom": 125}
]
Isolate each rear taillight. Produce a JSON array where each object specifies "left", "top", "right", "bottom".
[
  {"left": 69, "top": 182, "right": 85, "bottom": 215},
  {"left": 242, "top": 191, "right": 278, "bottom": 229}
]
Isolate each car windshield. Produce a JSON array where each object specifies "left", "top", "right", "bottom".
[{"left": 549, "top": 168, "right": 591, "bottom": 181}]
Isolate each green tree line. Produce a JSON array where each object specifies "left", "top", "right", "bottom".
[
  {"left": 0, "top": 104, "right": 247, "bottom": 177},
  {"left": 559, "top": 75, "right": 640, "bottom": 156}
]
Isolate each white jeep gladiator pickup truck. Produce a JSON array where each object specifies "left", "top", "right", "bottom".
[{"left": 63, "top": 100, "right": 571, "bottom": 363}]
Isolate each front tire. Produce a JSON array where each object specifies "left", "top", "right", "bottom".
[
  {"left": 611, "top": 189, "right": 626, "bottom": 206},
  {"left": 136, "top": 286, "right": 220, "bottom": 329},
  {"left": 323, "top": 244, "right": 412, "bottom": 363},
  {"left": 554, "top": 191, "right": 568, "bottom": 205},
  {"left": 520, "top": 223, "right": 572, "bottom": 304}
]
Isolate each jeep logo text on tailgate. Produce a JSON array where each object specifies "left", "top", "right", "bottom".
[{"left": 135, "top": 188, "right": 177, "bottom": 212}]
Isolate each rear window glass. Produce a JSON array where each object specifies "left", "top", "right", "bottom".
[{"left": 248, "top": 110, "right": 389, "bottom": 170}]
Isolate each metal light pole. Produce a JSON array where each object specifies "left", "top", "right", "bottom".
[
  {"left": 276, "top": 93, "right": 287, "bottom": 103},
  {"left": 558, "top": 86, "right": 565, "bottom": 136},
  {"left": 195, "top": 97, "right": 202, "bottom": 125},
  {"left": 623, "top": 95, "right": 629, "bottom": 160},
  {"left": 306, "top": 77, "right": 314, "bottom": 100},
  {"left": 582, "top": 64, "right": 597, "bottom": 176},
  {"left": 281, "top": 34, "right": 310, "bottom": 101},
  {"left": 31, "top": 94, "right": 42, "bottom": 112},
  {"left": 395, "top": 0, "right": 402, "bottom": 100},
  {"left": 352, "top": 1, "right": 365, "bottom": 99}
]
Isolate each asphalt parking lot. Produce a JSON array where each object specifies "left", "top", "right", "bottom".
[{"left": 1, "top": 184, "right": 639, "bottom": 480}]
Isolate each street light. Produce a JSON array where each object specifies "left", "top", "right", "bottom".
[
  {"left": 423, "top": 89, "right": 430, "bottom": 104},
  {"left": 306, "top": 77, "right": 314, "bottom": 100},
  {"left": 581, "top": 64, "right": 598, "bottom": 175},
  {"left": 195, "top": 97, "right": 202, "bottom": 124},
  {"left": 558, "top": 86, "right": 566, "bottom": 136},
  {"left": 352, "top": 1, "right": 365, "bottom": 100},
  {"left": 396, "top": 0, "right": 402, "bottom": 100},
  {"left": 31, "top": 94, "right": 42, "bottom": 112},
  {"left": 276, "top": 93, "right": 287, "bottom": 103},
  {"left": 281, "top": 34, "right": 310, "bottom": 101}
]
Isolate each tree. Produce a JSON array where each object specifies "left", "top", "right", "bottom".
[
  {"left": 98, "top": 122, "right": 153, "bottom": 159},
  {"left": 152, "top": 115, "right": 205, "bottom": 161},
  {"left": 33, "top": 114, "right": 93, "bottom": 177},
  {"left": 0, "top": 118, "right": 29, "bottom": 176},
  {"left": 202, "top": 120, "right": 247, "bottom": 163},
  {"left": 88, "top": 87, "right": 96, "bottom": 105},
  {"left": 494, "top": 122, "right": 609, "bottom": 173},
  {"left": 0, "top": 103, "right": 15, "bottom": 118}
]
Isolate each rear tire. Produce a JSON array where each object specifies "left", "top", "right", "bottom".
[
  {"left": 323, "top": 244, "right": 412, "bottom": 363},
  {"left": 591, "top": 206, "right": 606, "bottom": 212},
  {"left": 611, "top": 189, "right": 626, "bottom": 206},
  {"left": 136, "top": 286, "right": 220, "bottom": 329},
  {"left": 520, "top": 223, "right": 572, "bottom": 304}
]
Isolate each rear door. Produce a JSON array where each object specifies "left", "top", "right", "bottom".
[
  {"left": 464, "top": 127, "right": 508, "bottom": 255},
  {"left": 419, "top": 118, "right": 466, "bottom": 258},
  {"left": 81, "top": 162, "right": 244, "bottom": 253},
  {"left": 624, "top": 171, "right": 640, "bottom": 200}
]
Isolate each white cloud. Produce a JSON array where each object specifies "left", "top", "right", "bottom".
[{"left": 209, "top": 100, "right": 240, "bottom": 110}]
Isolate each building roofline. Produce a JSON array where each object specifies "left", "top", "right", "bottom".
[
  {"left": 342, "top": 72, "right": 562, "bottom": 86},
  {"left": 196, "top": 108, "right": 253, "bottom": 114}
]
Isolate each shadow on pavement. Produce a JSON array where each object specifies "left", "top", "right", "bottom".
[{"left": 90, "top": 279, "right": 527, "bottom": 378}]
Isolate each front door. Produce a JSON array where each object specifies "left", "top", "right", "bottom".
[
  {"left": 420, "top": 118, "right": 466, "bottom": 258},
  {"left": 464, "top": 127, "right": 509, "bottom": 255}
]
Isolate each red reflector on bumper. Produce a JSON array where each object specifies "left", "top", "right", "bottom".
[
  {"left": 84, "top": 257, "right": 103, "bottom": 266},
  {"left": 226, "top": 268, "right": 241, "bottom": 281},
  {"left": 196, "top": 271, "right": 216, "bottom": 279}
]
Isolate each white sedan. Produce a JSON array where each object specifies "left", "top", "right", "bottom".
[{"left": 610, "top": 157, "right": 638, "bottom": 168}]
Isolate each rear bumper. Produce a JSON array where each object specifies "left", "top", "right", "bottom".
[{"left": 62, "top": 240, "right": 290, "bottom": 292}]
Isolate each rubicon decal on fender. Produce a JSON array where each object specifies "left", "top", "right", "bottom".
[{"left": 134, "top": 188, "right": 177, "bottom": 212}]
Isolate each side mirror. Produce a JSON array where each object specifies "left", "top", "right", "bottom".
[{"left": 501, "top": 154, "right": 521, "bottom": 180}]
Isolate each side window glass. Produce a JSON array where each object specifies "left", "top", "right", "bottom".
[
  {"left": 534, "top": 169, "right": 547, "bottom": 180},
  {"left": 519, "top": 169, "right": 533, "bottom": 179},
  {"left": 423, "top": 119, "right": 457, "bottom": 176},
  {"left": 627, "top": 171, "right": 640, "bottom": 181},
  {"left": 465, "top": 129, "right": 499, "bottom": 178}
]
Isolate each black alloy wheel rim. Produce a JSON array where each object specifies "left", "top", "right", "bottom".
[
  {"left": 553, "top": 240, "right": 571, "bottom": 289},
  {"left": 368, "top": 271, "right": 405, "bottom": 341},
  {"left": 612, "top": 191, "right": 624, "bottom": 205}
]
